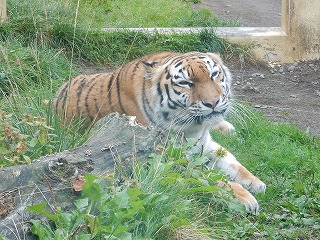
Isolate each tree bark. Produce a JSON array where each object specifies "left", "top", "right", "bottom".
[{"left": 0, "top": 114, "right": 164, "bottom": 239}]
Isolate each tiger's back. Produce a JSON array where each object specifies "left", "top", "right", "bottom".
[
  {"left": 54, "top": 51, "right": 231, "bottom": 130},
  {"left": 54, "top": 52, "right": 179, "bottom": 126}
]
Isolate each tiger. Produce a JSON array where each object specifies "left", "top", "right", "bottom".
[{"left": 54, "top": 52, "right": 266, "bottom": 211}]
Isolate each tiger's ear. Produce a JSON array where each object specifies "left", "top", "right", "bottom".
[
  {"left": 206, "top": 52, "right": 223, "bottom": 64},
  {"left": 142, "top": 61, "right": 159, "bottom": 80}
]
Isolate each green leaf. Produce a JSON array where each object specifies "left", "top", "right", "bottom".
[
  {"left": 38, "top": 135, "right": 46, "bottom": 144},
  {"left": 53, "top": 229, "right": 66, "bottom": 240},
  {"left": 127, "top": 187, "right": 143, "bottom": 201},
  {"left": 188, "top": 155, "right": 208, "bottom": 168},
  {"left": 227, "top": 198, "right": 246, "bottom": 213},
  {"left": 185, "top": 185, "right": 219, "bottom": 193},
  {"left": 126, "top": 200, "right": 144, "bottom": 218},
  {"left": 30, "top": 220, "right": 54, "bottom": 239},
  {"left": 143, "top": 192, "right": 169, "bottom": 206},
  {"left": 114, "top": 189, "right": 130, "bottom": 209},
  {"left": 27, "top": 202, "right": 57, "bottom": 221},
  {"left": 165, "top": 145, "right": 183, "bottom": 159},
  {"left": 29, "top": 138, "right": 38, "bottom": 147},
  {"left": 301, "top": 217, "right": 317, "bottom": 225},
  {"left": 118, "top": 232, "right": 132, "bottom": 240},
  {"left": 23, "top": 155, "right": 31, "bottom": 164},
  {"left": 183, "top": 177, "right": 203, "bottom": 185},
  {"left": 82, "top": 174, "right": 102, "bottom": 202},
  {"left": 74, "top": 198, "right": 89, "bottom": 211}
]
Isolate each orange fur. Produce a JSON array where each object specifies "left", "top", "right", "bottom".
[
  {"left": 54, "top": 52, "right": 265, "bottom": 211},
  {"left": 54, "top": 52, "right": 228, "bottom": 127}
]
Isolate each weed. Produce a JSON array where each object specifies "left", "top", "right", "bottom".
[
  {"left": 28, "top": 142, "right": 243, "bottom": 239},
  {"left": 0, "top": 111, "right": 55, "bottom": 166},
  {"left": 213, "top": 109, "right": 320, "bottom": 239}
]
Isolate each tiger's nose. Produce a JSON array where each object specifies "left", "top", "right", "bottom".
[{"left": 202, "top": 100, "right": 220, "bottom": 109}]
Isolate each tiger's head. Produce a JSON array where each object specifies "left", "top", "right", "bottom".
[{"left": 142, "top": 52, "right": 232, "bottom": 131}]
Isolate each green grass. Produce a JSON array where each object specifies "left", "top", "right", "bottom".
[
  {"left": 216, "top": 108, "right": 320, "bottom": 239},
  {"left": 1, "top": 0, "right": 319, "bottom": 239},
  {"left": 1, "top": 0, "right": 250, "bottom": 165},
  {"left": 78, "top": 0, "right": 238, "bottom": 28},
  {"left": 26, "top": 116, "right": 320, "bottom": 238},
  {"left": 27, "top": 142, "right": 246, "bottom": 239}
]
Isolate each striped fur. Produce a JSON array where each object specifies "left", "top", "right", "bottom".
[
  {"left": 54, "top": 51, "right": 232, "bottom": 130},
  {"left": 54, "top": 52, "right": 266, "bottom": 211}
]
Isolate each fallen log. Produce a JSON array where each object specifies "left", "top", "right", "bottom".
[{"left": 0, "top": 114, "right": 163, "bottom": 239}]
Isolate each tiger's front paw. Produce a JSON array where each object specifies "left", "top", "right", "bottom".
[
  {"left": 237, "top": 175, "right": 266, "bottom": 194},
  {"left": 227, "top": 181, "right": 260, "bottom": 212},
  {"left": 213, "top": 120, "right": 235, "bottom": 134},
  {"left": 230, "top": 164, "right": 266, "bottom": 194}
]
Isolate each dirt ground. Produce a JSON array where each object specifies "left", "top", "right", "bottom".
[
  {"left": 193, "top": 1, "right": 320, "bottom": 136},
  {"left": 193, "top": 0, "right": 282, "bottom": 27},
  {"left": 228, "top": 60, "right": 320, "bottom": 136}
]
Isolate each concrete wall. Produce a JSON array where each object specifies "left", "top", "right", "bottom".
[
  {"left": 230, "top": 0, "right": 320, "bottom": 63},
  {"left": 0, "top": 0, "right": 7, "bottom": 22},
  {"left": 290, "top": 0, "right": 320, "bottom": 61},
  {"left": 103, "top": 0, "right": 320, "bottom": 63}
]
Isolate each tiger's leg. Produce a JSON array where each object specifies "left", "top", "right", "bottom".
[
  {"left": 193, "top": 130, "right": 265, "bottom": 193},
  {"left": 187, "top": 130, "right": 266, "bottom": 211},
  {"left": 206, "top": 140, "right": 266, "bottom": 194},
  {"left": 218, "top": 181, "right": 259, "bottom": 212},
  {"left": 193, "top": 131, "right": 265, "bottom": 209}
]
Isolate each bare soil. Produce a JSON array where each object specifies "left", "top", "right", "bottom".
[
  {"left": 193, "top": 0, "right": 282, "bottom": 27},
  {"left": 193, "top": 0, "right": 320, "bottom": 136},
  {"left": 228, "top": 60, "right": 320, "bottom": 136}
]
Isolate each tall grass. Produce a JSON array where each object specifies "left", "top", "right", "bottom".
[
  {"left": 0, "top": 0, "right": 250, "bottom": 166},
  {"left": 219, "top": 109, "right": 320, "bottom": 239},
  {"left": 28, "top": 141, "right": 246, "bottom": 239}
]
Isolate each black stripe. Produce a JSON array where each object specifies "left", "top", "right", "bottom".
[
  {"left": 172, "top": 88, "right": 181, "bottom": 96},
  {"left": 77, "top": 78, "right": 86, "bottom": 98},
  {"left": 84, "top": 76, "right": 101, "bottom": 120},
  {"left": 157, "top": 82, "right": 164, "bottom": 106},
  {"left": 171, "top": 56, "right": 185, "bottom": 65},
  {"left": 107, "top": 73, "right": 115, "bottom": 112},
  {"left": 93, "top": 78, "right": 103, "bottom": 117},
  {"left": 116, "top": 70, "right": 127, "bottom": 114},
  {"left": 174, "top": 61, "right": 183, "bottom": 68},
  {"left": 131, "top": 62, "right": 140, "bottom": 81},
  {"left": 141, "top": 80, "right": 155, "bottom": 124},
  {"left": 162, "top": 111, "right": 169, "bottom": 120},
  {"left": 76, "top": 78, "right": 86, "bottom": 115},
  {"left": 198, "top": 64, "right": 207, "bottom": 73},
  {"left": 164, "top": 84, "right": 178, "bottom": 109},
  {"left": 163, "top": 55, "right": 180, "bottom": 64},
  {"left": 221, "top": 68, "right": 227, "bottom": 82},
  {"left": 56, "top": 82, "right": 69, "bottom": 110},
  {"left": 165, "top": 72, "right": 171, "bottom": 80},
  {"left": 60, "top": 77, "right": 82, "bottom": 110},
  {"left": 93, "top": 96, "right": 101, "bottom": 118}
]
